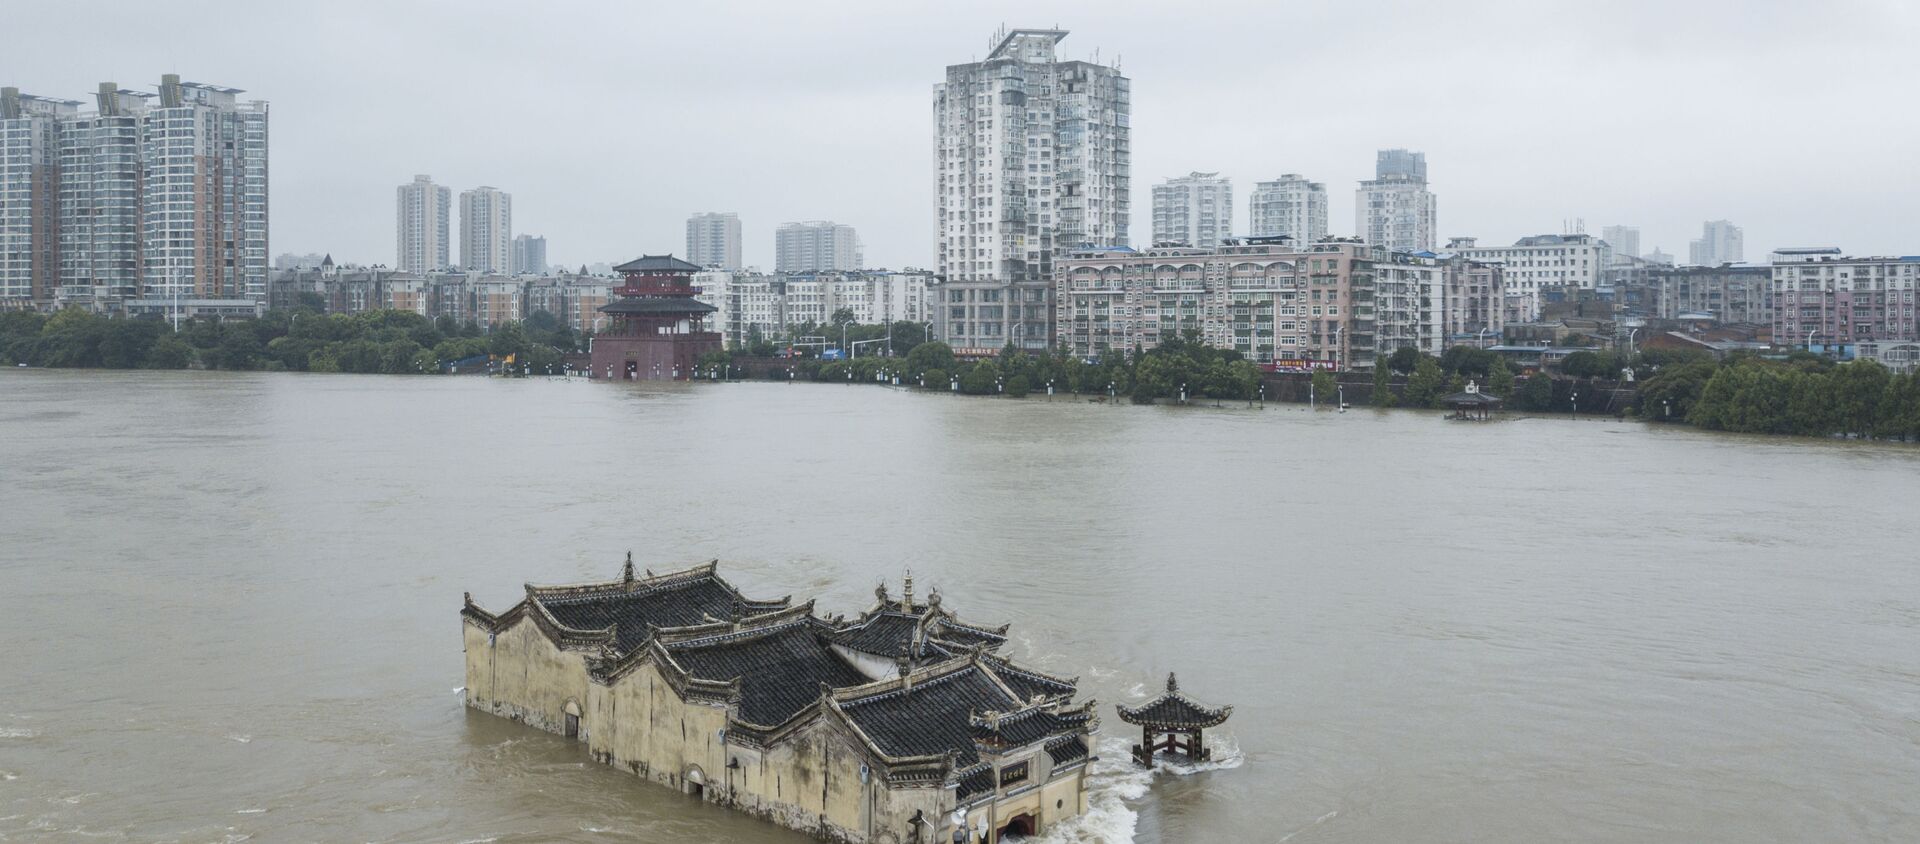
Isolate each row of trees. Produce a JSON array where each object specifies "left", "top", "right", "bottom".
[
  {"left": 1636, "top": 353, "right": 1920, "bottom": 440},
  {"left": 705, "top": 335, "right": 1265, "bottom": 402},
  {"left": 0, "top": 308, "right": 582, "bottom": 374}
]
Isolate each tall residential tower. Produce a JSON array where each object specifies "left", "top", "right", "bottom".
[
  {"left": 936, "top": 27, "right": 1129, "bottom": 352},
  {"left": 686, "top": 212, "right": 742, "bottom": 269},
  {"left": 775, "top": 221, "right": 861, "bottom": 272},
  {"left": 1356, "top": 149, "right": 1435, "bottom": 253},
  {"left": 0, "top": 88, "right": 75, "bottom": 307},
  {"left": 1248, "top": 175, "right": 1327, "bottom": 246},
  {"left": 1151, "top": 172, "right": 1231, "bottom": 248},
  {"left": 141, "top": 75, "right": 270, "bottom": 303},
  {"left": 396, "top": 175, "right": 451, "bottom": 274},
  {"left": 459, "top": 186, "right": 511, "bottom": 273},
  {"left": 1689, "top": 220, "right": 1743, "bottom": 266}
]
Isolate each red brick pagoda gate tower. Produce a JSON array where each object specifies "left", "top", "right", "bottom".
[{"left": 587, "top": 255, "right": 720, "bottom": 380}]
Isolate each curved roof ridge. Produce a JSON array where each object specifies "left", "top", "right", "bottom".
[
  {"left": 658, "top": 601, "right": 820, "bottom": 649},
  {"left": 526, "top": 559, "right": 720, "bottom": 602},
  {"left": 980, "top": 652, "right": 1078, "bottom": 689}
]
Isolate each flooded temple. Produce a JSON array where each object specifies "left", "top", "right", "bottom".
[{"left": 461, "top": 559, "right": 1096, "bottom": 843}]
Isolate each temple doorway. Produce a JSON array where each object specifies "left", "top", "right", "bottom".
[
  {"left": 564, "top": 701, "right": 581, "bottom": 738},
  {"left": 998, "top": 813, "right": 1036, "bottom": 840}
]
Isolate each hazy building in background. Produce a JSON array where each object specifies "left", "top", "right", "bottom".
[
  {"left": 1689, "top": 219, "right": 1743, "bottom": 266},
  {"left": 685, "top": 211, "right": 741, "bottom": 269},
  {"left": 396, "top": 175, "right": 450, "bottom": 274},
  {"left": 1151, "top": 171, "right": 1231, "bottom": 248},
  {"left": 1602, "top": 225, "right": 1639, "bottom": 262},
  {"left": 274, "top": 252, "right": 327, "bottom": 270},
  {"left": 1248, "top": 174, "right": 1327, "bottom": 246},
  {"left": 1357, "top": 148, "right": 1436, "bottom": 253},
  {"left": 934, "top": 27, "right": 1129, "bottom": 352},
  {"left": 459, "top": 186, "right": 511, "bottom": 273},
  {"left": 774, "top": 221, "right": 861, "bottom": 272},
  {"left": 1646, "top": 246, "right": 1675, "bottom": 266},
  {"left": 0, "top": 87, "right": 74, "bottom": 307},
  {"left": 511, "top": 234, "right": 547, "bottom": 275},
  {"left": 140, "top": 75, "right": 270, "bottom": 304}
]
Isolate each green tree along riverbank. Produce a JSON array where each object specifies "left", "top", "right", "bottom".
[
  {"left": 704, "top": 335, "right": 1263, "bottom": 402},
  {"left": 0, "top": 309, "right": 579, "bottom": 374}
]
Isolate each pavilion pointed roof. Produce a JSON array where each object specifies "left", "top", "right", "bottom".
[{"left": 1115, "top": 673, "right": 1233, "bottom": 730}]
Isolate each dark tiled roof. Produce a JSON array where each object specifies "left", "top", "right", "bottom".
[
  {"left": 668, "top": 621, "right": 869, "bottom": 727},
  {"left": 933, "top": 621, "right": 1006, "bottom": 649},
  {"left": 841, "top": 666, "right": 1016, "bottom": 765},
  {"left": 989, "top": 659, "right": 1076, "bottom": 703},
  {"left": 538, "top": 576, "right": 739, "bottom": 653},
  {"left": 598, "top": 297, "right": 717, "bottom": 315},
  {"left": 1046, "top": 736, "right": 1088, "bottom": 767},
  {"left": 955, "top": 764, "right": 996, "bottom": 801},
  {"left": 613, "top": 254, "right": 703, "bottom": 273},
  {"left": 831, "top": 612, "right": 923, "bottom": 655},
  {"left": 831, "top": 610, "right": 1006, "bottom": 659},
  {"left": 976, "top": 706, "right": 1078, "bottom": 747}
]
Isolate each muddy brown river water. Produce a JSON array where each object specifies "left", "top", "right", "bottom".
[{"left": 4, "top": 369, "right": 1919, "bottom": 843}]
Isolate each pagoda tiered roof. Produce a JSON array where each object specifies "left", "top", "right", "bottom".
[
  {"left": 1115, "top": 673, "right": 1233, "bottom": 729},
  {"left": 612, "top": 254, "right": 703, "bottom": 274}
]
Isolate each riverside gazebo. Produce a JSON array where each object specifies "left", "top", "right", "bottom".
[
  {"left": 1442, "top": 379, "right": 1503, "bottom": 420},
  {"left": 1116, "top": 673, "right": 1233, "bottom": 766}
]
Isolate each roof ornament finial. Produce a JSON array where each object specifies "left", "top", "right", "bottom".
[
  {"left": 1167, "top": 672, "right": 1179, "bottom": 693},
  {"left": 622, "top": 551, "right": 635, "bottom": 583},
  {"left": 901, "top": 568, "right": 915, "bottom": 612},
  {"left": 875, "top": 579, "right": 889, "bottom": 604}
]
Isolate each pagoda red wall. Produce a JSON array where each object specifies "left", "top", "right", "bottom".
[{"left": 587, "top": 333, "right": 721, "bottom": 381}]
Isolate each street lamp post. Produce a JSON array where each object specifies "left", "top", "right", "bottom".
[{"left": 1571, "top": 389, "right": 1579, "bottom": 420}]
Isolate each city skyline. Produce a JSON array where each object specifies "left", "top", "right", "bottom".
[{"left": 6, "top": 1, "right": 1916, "bottom": 271}]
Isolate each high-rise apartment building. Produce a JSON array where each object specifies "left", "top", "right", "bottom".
[
  {"left": 1602, "top": 225, "right": 1640, "bottom": 262},
  {"left": 140, "top": 75, "right": 270, "bottom": 303},
  {"left": 511, "top": 234, "right": 547, "bottom": 275},
  {"left": 5, "top": 76, "right": 268, "bottom": 312},
  {"left": 459, "top": 187, "right": 511, "bottom": 273},
  {"left": 0, "top": 88, "right": 75, "bottom": 307},
  {"left": 56, "top": 84, "right": 152, "bottom": 308},
  {"left": 1689, "top": 220, "right": 1743, "bottom": 266},
  {"left": 774, "top": 221, "right": 861, "bottom": 272},
  {"left": 396, "top": 175, "right": 450, "bottom": 274},
  {"left": 1356, "top": 149, "right": 1436, "bottom": 253},
  {"left": 1248, "top": 175, "right": 1327, "bottom": 247},
  {"left": 686, "top": 212, "right": 742, "bottom": 269},
  {"left": 1151, "top": 172, "right": 1231, "bottom": 248},
  {"left": 935, "top": 27, "right": 1129, "bottom": 352}
]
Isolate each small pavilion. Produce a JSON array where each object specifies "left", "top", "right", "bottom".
[
  {"left": 1115, "top": 673, "right": 1232, "bottom": 766},
  {"left": 1441, "top": 379, "right": 1503, "bottom": 420}
]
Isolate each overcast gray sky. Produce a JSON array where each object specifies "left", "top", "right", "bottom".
[{"left": 11, "top": 0, "right": 1918, "bottom": 270}]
